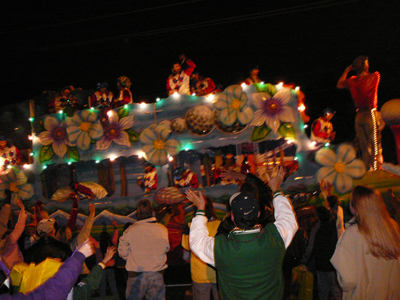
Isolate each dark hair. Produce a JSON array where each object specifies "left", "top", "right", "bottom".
[
  {"left": 100, "top": 231, "right": 112, "bottom": 255},
  {"left": 137, "top": 199, "right": 153, "bottom": 220},
  {"left": 352, "top": 55, "right": 368, "bottom": 74},
  {"left": 316, "top": 206, "right": 331, "bottom": 223},
  {"left": 327, "top": 195, "right": 339, "bottom": 209},
  {"left": 235, "top": 215, "right": 259, "bottom": 230},
  {"left": 25, "top": 236, "right": 72, "bottom": 265},
  {"left": 56, "top": 225, "right": 71, "bottom": 243}
]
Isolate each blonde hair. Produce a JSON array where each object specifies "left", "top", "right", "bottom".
[{"left": 351, "top": 185, "right": 400, "bottom": 259}]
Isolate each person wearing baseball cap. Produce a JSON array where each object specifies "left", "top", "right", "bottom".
[{"left": 186, "top": 167, "right": 298, "bottom": 300}]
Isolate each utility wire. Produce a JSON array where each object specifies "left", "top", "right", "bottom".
[{"left": 7, "top": 0, "right": 361, "bottom": 53}]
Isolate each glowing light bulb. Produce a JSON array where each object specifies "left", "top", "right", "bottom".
[
  {"left": 311, "top": 141, "right": 317, "bottom": 146},
  {"left": 325, "top": 142, "right": 330, "bottom": 147},
  {"left": 168, "top": 156, "right": 173, "bottom": 162},
  {"left": 107, "top": 110, "right": 113, "bottom": 117},
  {"left": 140, "top": 102, "right": 146, "bottom": 108},
  {"left": 68, "top": 162, "right": 72, "bottom": 165},
  {"left": 298, "top": 104, "right": 306, "bottom": 112},
  {"left": 124, "top": 104, "right": 128, "bottom": 108},
  {"left": 28, "top": 135, "right": 33, "bottom": 140},
  {"left": 29, "top": 152, "right": 34, "bottom": 156},
  {"left": 207, "top": 94, "right": 214, "bottom": 101},
  {"left": 303, "top": 124, "right": 308, "bottom": 129},
  {"left": 95, "top": 160, "right": 100, "bottom": 164},
  {"left": 59, "top": 110, "right": 63, "bottom": 114},
  {"left": 241, "top": 83, "right": 246, "bottom": 88},
  {"left": 110, "top": 155, "right": 116, "bottom": 161},
  {"left": 295, "top": 86, "right": 300, "bottom": 91},
  {"left": 277, "top": 82, "right": 284, "bottom": 88}
]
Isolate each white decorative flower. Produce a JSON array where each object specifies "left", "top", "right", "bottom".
[
  {"left": 96, "top": 111, "right": 134, "bottom": 150},
  {"left": 0, "top": 167, "right": 34, "bottom": 205},
  {"left": 214, "top": 85, "right": 253, "bottom": 126},
  {"left": 139, "top": 124, "right": 180, "bottom": 166},
  {"left": 316, "top": 144, "right": 367, "bottom": 193},
  {"left": 66, "top": 110, "right": 103, "bottom": 150},
  {"left": 37, "top": 116, "right": 70, "bottom": 158},
  {"left": 250, "top": 89, "right": 295, "bottom": 133}
]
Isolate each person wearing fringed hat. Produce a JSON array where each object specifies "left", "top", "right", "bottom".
[
  {"left": 89, "top": 82, "right": 114, "bottom": 108},
  {"left": 311, "top": 108, "right": 336, "bottom": 144},
  {"left": 137, "top": 162, "right": 158, "bottom": 193},
  {"left": 0, "top": 134, "right": 21, "bottom": 173},
  {"left": 113, "top": 76, "right": 133, "bottom": 108}
]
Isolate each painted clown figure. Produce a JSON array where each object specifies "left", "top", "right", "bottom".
[
  {"left": 137, "top": 162, "right": 158, "bottom": 193},
  {"left": 89, "top": 82, "right": 114, "bottom": 108},
  {"left": 166, "top": 55, "right": 196, "bottom": 95},
  {"left": 0, "top": 135, "right": 21, "bottom": 173}
]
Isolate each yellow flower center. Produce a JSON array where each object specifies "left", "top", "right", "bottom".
[
  {"left": 80, "top": 122, "right": 90, "bottom": 132},
  {"left": 153, "top": 139, "right": 165, "bottom": 150},
  {"left": 9, "top": 182, "right": 18, "bottom": 193},
  {"left": 109, "top": 129, "right": 116, "bottom": 136},
  {"left": 231, "top": 99, "right": 241, "bottom": 110},
  {"left": 334, "top": 162, "right": 346, "bottom": 174},
  {"left": 269, "top": 103, "right": 277, "bottom": 110},
  {"left": 56, "top": 131, "right": 63, "bottom": 137}
]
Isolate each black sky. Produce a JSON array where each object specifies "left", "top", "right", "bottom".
[{"left": 1, "top": 0, "right": 399, "bottom": 163}]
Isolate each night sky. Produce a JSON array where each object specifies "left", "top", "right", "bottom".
[{"left": 1, "top": 0, "right": 399, "bottom": 163}]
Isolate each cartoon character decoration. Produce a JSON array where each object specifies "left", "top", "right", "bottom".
[
  {"left": 167, "top": 54, "right": 196, "bottom": 95},
  {"left": 173, "top": 167, "right": 200, "bottom": 188},
  {"left": 190, "top": 72, "right": 218, "bottom": 96},
  {"left": 245, "top": 66, "right": 262, "bottom": 85},
  {"left": 0, "top": 134, "right": 21, "bottom": 173},
  {"left": 311, "top": 108, "right": 336, "bottom": 144},
  {"left": 48, "top": 86, "right": 80, "bottom": 115},
  {"left": 137, "top": 162, "right": 158, "bottom": 193}
]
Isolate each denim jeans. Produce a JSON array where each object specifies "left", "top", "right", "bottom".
[
  {"left": 126, "top": 271, "right": 165, "bottom": 300},
  {"left": 316, "top": 270, "right": 342, "bottom": 300}
]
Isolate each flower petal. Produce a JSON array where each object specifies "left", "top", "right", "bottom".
[
  {"left": 52, "top": 142, "right": 68, "bottom": 158},
  {"left": 316, "top": 166, "right": 336, "bottom": 183},
  {"left": 315, "top": 148, "right": 337, "bottom": 167},
  {"left": 154, "top": 125, "right": 171, "bottom": 141},
  {"left": 250, "top": 110, "right": 267, "bottom": 127},
  {"left": 77, "top": 132, "right": 91, "bottom": 150},
  {"left": 334, "top": 173, "right": 354, "bottom": 193},
  {"left": 219, "top": 108, "right": 238, "bottom": 126},
  {"left": 0, "top": 168, "right": 16, "bottom": 183},
  {"left": 344, "top": 159, "right": 367, "bottom": 179},
  {"left": 96, "top": 136, "right": 113, "bottom": 151},
  {"left": 119, "top": 116, "right": 134, "bottom": 130},
  {"left": 336, "top": 144, "right": 357, "bottom": 164},
  {"left": 278, "top": 106, "right": 295, "bottom": 123},
  {"left": 139, "top": 128, "right": 157, "bottom": 144},
  {"left": 149, "top": 149, "right": 168, "bottom": 166},
  {"left": 113, "top": 131, "right": 131, "bottom": 147},
  {"left": 252, "top": 93, "right": 270, "bottom": 109},
  {"left": 214, "top": 94, "right": 229, "bottom": 110},
  {"left": 67, "top": 125, "right": 81, "bottom": 143},
  {"left": 164, "top": 139, "right": 180, "bottom": 156},
  {"left": 88, "top": 122, "right": 104, "bottom": 140},
  {"left": 37, "top": 131, "right": 54, "bottom": 146},
  {"left": 237, "top": 107, "right": 253, "bottom": 125},
  {"left": 44, "top": 116, "right": 60, "bottom": 131},
  {"left": 274, "top": 89, "right": 291, "bottom": 105},
  {"left": 265, "top": 115, "right": 281, "bottom": 134}
]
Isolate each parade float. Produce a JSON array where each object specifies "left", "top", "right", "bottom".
[{"left": 2, "top": 82, "right": 400, "bottom": 229}]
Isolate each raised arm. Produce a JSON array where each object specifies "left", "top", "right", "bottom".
[{"left": 337, "top": 65, "right": 353, "bottom": 89}]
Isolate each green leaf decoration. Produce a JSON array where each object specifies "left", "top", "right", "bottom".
[
  {"left": 278, "top": 123, "right": 296, "bottom": 139},
  {"left": 40, "top": 145, "right": 54, "bottom": 163},
  {"left": 254, "top": 83, "right": 276, "bottom": 96},
  {"left": 68, "top": 146, "right": 80, "bottom": 162},
  {"left": 251, "top": 124, "right": 271, "bottom": 141},
  {"left": 126, "top": 129, "right": 139, "bottom": 142},
  {"left": 118, "top": 107, "right": 129, "bottom": 119}
]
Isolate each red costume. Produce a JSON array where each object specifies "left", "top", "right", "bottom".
[
  {"left": 166, "top": 59, "right": 196, "bottom": 95},
  {"left": 311, "top": 118, "right": 334, "bottom": 144},
  {"left": 0, "top": 145, "right": 21, "bottom": 172},
  {"left": 174, "top": 170, "right": 199, "bottom": 188},
  {"left": 113, "top": 87, "right": 132, "bottom": 108},
  {"left": 90, "top": 90, "right": 114, "bottom": 108},
  {"left": 191, "top": 77, "right": 216, "bottom": 96}
]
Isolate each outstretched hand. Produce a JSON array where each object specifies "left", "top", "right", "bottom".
[
  {"left": 320, "top": 179, "right": 333, "bottom": 199},
  {"left": 185, "top": 189, "right": 206, "bottom": 210},
  {"left": 76, "top": 239, "right": 94, "bottom": 258},
  {"left": 89, "top": 203, "right": 95, "bottom": 216},
  {"left": 102, "top": 246, "right": 116, "bottom": 265},
  {"left": 265, "top": 167, "right": 285, "bottom": 193},
  {"left": 221, "top": 170, "right": 246, "bottom": 182}
]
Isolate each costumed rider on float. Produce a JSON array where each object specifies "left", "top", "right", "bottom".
[
  {"left": 137, "top": 162, "right": 158, "bottom": 193},
  {"left": 311, "top": 108, "right": 336, "bottom": 145},
  {"left": 173, "top": 167, "right": 200, "bottom": 188},
  {"left": 166, "top": 54, "right": 196, "bottom": 95}
]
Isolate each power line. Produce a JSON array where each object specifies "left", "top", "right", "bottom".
[
  {"left": 0, "top": 0, "right": 204, "bottom": 36},
  {"left": 8, "top": 0, "right": 361, "bottom": 53}
]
